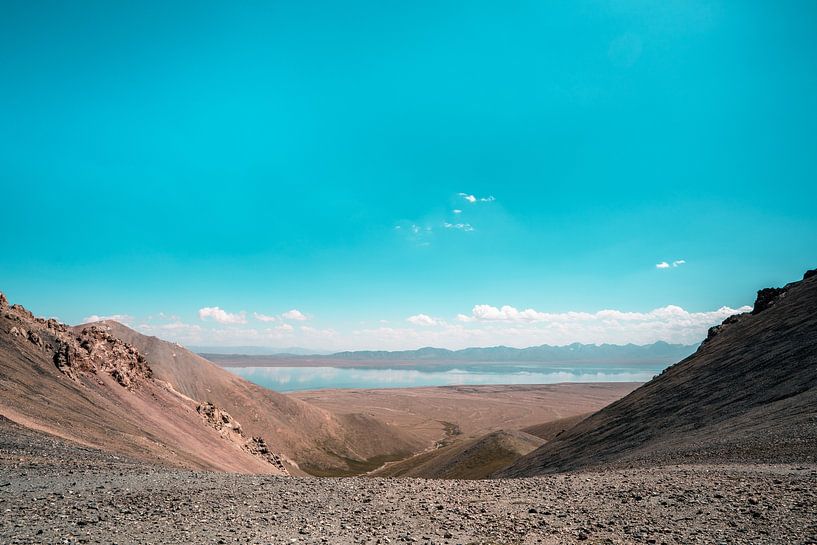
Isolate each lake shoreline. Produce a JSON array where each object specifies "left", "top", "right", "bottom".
[{"left": 225, "top": 364, "right": 661, "bottom": 393}]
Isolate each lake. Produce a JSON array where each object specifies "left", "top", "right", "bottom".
[{"left": 227, "top": 363, "right": 663, "bottom": 392}]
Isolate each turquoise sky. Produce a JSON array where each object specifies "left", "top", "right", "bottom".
[{"left": 1, "top": 1, "right": 815, "bottom": 350}]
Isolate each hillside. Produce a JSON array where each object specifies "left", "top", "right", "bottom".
[
  {"left": 500, "top": 269, "right": 817, "bottom": 477},
  {"left": 85, "top": 321, "right": 424, "bottom": 475},
  {"left": 372, "top": 429, "right": 544, "bottom": 479},
  {"left": 520, "top": 413, "right": 591, "bottom": 441},
  {"left": 0, "top": 294, "right": 286, "bottom": 474}
]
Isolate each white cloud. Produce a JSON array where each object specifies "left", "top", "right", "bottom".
[
  {"left": 406, "top": 313, "right": 439, "bottom": 326},
  {"left": 253, "top": 312, "right": 277, "bottom": 323},
  {"left": 277, "top": 323, "right": 294, "bottom": 332},
  {"left": 458, "top": 193, "right": 495, "bottom": 203},
  {"left": 82, "top": 314, "right": 134, "bottom": 325},
  {"left": 443, "top": 222, "right": 474, "bottom": 232},
  {"left": 352, "top": 302, "right": 753, "bottom": 350},
  {"left": 136, "top": 321, "right": 204, "bottom": 344},
  {"left": 452, "top": 209, "right": 462, "bottom": 214},
  {"left": 198, "top": 306, "right": 247, "bottom": 324},
  {"left": 282, "top": 309, "right": 308, "bottom": 321},
  {"left": 657, "top": 259, "right": 686, "bottom": 269},
  {"left": 458, "top": 304, "right": 550, "bottom": 323}
]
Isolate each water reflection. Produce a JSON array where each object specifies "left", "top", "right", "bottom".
[{"left": 228, "top": 364, "right": 661, "bottom": 392}]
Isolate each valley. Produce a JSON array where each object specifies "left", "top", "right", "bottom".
[{"left": 1, "top": 270, "right": 816, "bottom": 543}]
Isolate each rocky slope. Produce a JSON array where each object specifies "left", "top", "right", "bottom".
[
  {"left": 0, "top": 294, "right": 287, "bottom": 474},
  {"left": 501, "top": 269, "right": 817, "bottom": 477},
  {"left": 76, "top": 320, "right": 424, "bottom": 475}
]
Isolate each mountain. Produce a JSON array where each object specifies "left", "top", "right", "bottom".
[
  {"left": 499, "top": 269, "right": 817, "bottom": 477},
  {"left": 82, "top": 321, "right": 424, "bottom": 475},
  {"left": 0, "top": 295, "right": 287, "bottom": 474},
  {"left": 326, "top": 342, "right": 696, "bottom": 362},
  {"left": 205, "top": 341, "right": 696, "bottom": 366}
]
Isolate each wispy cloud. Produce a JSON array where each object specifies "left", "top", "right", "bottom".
[
  {"left": 253, "top": 312, "right": 277, "bottom": 323},
  {"left": 452, "top": 209, "right": 462, "bottom": 214},
  {"left": 459, "top": 192, "right": 495, "bottom": 203},
  {"left": 395, "top": 222, "right": 434, "bottom": 247},
  {"left": 656, "top": 261, "right": 671, "bottom": 269},
  {"left": 406, "top": 313, "right": 440, "bottom": 326},
  {"left": 672, "top": 259, "right": 686, "bottom": 267},
  {"left": 443, "top": 222, "right": 474, "bottom": 232},
  {"left": 198, "top": 306, "right": 247, "bottom": 324},
  {"left": 282, "top": 309, "right": 308, "bottom": 321},
  {"left": 82, "top": 314, "right": 134, "bottom": 325}
]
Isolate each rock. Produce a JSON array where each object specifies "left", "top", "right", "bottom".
[
  {"left": 27, "top": 330, "right": 43, "bottom": 348},
  {"left": 49, "top": 327, "right": 152, "bottom": 387},
  {"left": 196, "top": 403, "right": 288, "bottom": 473},
  {"left": 704, "top": 313, "right": 744, "bottom": 343},
  {"left": 752, "top": 287, "right": 787, "bottom": 315}
]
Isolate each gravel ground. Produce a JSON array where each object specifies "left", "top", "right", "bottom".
[
  {"left": 1, "top": 420, "right": 816, "bottom": 545},
  {"left": 2, "top": 462, "right": 816, "bottom": 544}
]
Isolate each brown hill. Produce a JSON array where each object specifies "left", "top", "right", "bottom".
[
  {"left": 82, "top": 320, "right": 424, "bottom": 475},
  {"left": 500, "top": 269, "right": 817, "bottom": 477},
  {"left": 520, "top": 413, "right": 590, "bottom": 441},
  {"left": 372, "top": 429, "right": 544, "bottom": 479},
  {"left": 0, "top": 295, "right": 286, "bottom": 474}
]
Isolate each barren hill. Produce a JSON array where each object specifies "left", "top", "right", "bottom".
[
  {"left": 500, "top": 269, "right": 817, "bottom": 477},
  {"left": 0, "top": 295, "right": 286, "bottom": 474},
  {"left": 81, "top": 320, "right": 424, "bottom": 475},
  {"left": 372, "top": 429, "right": 544, "bottom": 479}
]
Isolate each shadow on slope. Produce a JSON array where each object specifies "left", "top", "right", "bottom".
[{"left": 500, "top": 269, "right": 817, "bottom": 477}]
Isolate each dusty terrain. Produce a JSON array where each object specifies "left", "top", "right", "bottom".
[
  {"left": 291, "top": 383, "right": 638, "bottom": 448},
  {"left": 2, "top": 419, "right": 815, "bottom": 545}
]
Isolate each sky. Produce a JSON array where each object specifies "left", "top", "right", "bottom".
[{"left": 1, "top": 1, "right": 816, "bottom": 351}]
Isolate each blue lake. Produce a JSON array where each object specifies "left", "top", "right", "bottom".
[{"left": 227, "top": 363, "right": 664, "bottom": 392}]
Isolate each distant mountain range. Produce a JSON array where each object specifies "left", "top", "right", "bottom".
[
  {"left": 188, "top": 345, "right": 334, "bottom": 356},
  {"left": 202, "top": 341, "right": 697, "bottom": 365},
  {"left": 329, "top": 341, "right": 696, "bottom": 362}
]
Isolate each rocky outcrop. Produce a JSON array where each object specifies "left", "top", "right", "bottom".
[
  {"left": 196, "top": 402, "right": 243, "bottom": 436},
  {"left": 57, "top": 326, "right": 152, "bottom": 387},
  {"left": 752, "top": 286, "right": 788, "bottom": 314},
  {"left": 196, "top": 402, "right": 288, "bottom": 473},
  {"left": 703, "top": 312, "right": 745, "bottom": 343},
  {"left": 1, "top": 297, "right": 151, "bottom": 388}
]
